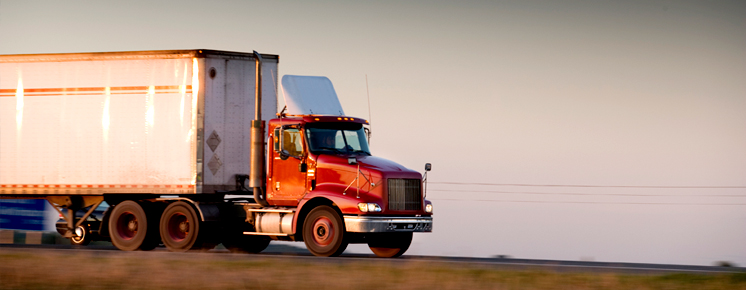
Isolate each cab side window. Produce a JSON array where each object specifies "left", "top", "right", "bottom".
[{"left": 282, "top": 128, "right": 303, "bottom": 157}]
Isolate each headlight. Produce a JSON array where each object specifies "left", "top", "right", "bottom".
[
  {"left": 358, "top": 203, "right": 382, "bottom": 212},
  {"left": 425, "top": 203, "right": 433, "bottom": 213}
]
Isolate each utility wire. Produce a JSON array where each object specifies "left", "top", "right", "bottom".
[
  {"left": 431, "top": 181, "right": 746, "bottom": 189},
  {"left": 429, "top": 198, "right": 746, "bottom": 206},
  {"left": 428, "top": 189, "right": 746, "bottom": 197}
]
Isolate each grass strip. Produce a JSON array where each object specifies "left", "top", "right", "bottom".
[{"left": 0, "top": 249, "right": 744, "bottom": 290}]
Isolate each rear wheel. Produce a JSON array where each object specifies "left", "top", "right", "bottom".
[
  {"left": 302, "top": 206, "right": 348, "bottom": 257},
  {"left": 368, "top": 232, "right": 413, "bottom": 258},
  {"left": 70, "top": 224, "right": 91, "bottom": 246},
  {"left": 109, "top": 201, "right": 157, "bottom": 251},
  {"left": 160, "top": 201, "right": 202, "bottom": 252}
]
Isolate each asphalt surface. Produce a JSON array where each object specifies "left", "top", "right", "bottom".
[{"left": 1, "top": 243, "right": 743, "bottom": 275}]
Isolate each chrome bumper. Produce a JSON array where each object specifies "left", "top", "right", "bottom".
[{"left": 344, "top": 216, "right": 433, "bottom": 233}]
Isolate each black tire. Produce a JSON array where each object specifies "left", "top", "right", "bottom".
[
  {"left": 70, "top": 224, "right": 91, "bottom": 246},
  {"left": 160, "top": 201, "right": 202, "bottom": 252},
  {"left": 109, "top": 201, "right": 155, "bottom": 251},
  {"left": 368, "top": 232, "right": 413, "bottom": 258},
  {"left": 222, "top": 234, "right": 271, "bottom": 254},
  {"left": 302, "top": 206, "right": 348, "bottom": 257}
]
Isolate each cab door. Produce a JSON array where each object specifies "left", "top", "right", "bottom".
[{"left": 269, "top": 126, "right": 307, "bottom": 206}]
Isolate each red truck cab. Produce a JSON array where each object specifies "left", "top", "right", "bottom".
[{"left": 264, "top": 115, "right": 433, "bottom": 257}]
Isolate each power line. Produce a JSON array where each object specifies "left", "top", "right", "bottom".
[
  {"left": 429, "top": 198, "right": 746, "bottom": 206},
  {"left": 428, "top": 189, "right": 746, "bottom": 197},
  {"left": 430, "top": 181, "right": 746, "bottom": 189}
]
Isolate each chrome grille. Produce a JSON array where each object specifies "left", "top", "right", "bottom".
[{"left": 387, "top": 179, "right": 422, "bottom": 211}]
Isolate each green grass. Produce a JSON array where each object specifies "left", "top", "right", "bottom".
[{"left": 0, "top": 249, "right": 743, "bottom": 290}]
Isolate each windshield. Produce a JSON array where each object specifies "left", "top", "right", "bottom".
[{"left": 305, "top": 124, "right": 370, "bottom": 155}]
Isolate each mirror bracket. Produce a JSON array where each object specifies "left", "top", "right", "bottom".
[{"left": 423, "top": 163, "right": 432, "bottom": 199}]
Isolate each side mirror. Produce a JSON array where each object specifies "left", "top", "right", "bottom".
[
  {"left": 423, "top": 163, "right": 431, "bottom": 199},
  {"left": 364, "top": 127, "right": 371, "bottom": 146},
  {"left": 273, "top": 128, "right": 280, "bottom": 153}
]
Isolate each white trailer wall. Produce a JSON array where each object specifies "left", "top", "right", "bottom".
[{"left": 0, "top": 54, "right": 196, "bottom": 194}]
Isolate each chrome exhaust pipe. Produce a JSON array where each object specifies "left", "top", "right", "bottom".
[{"left": 251, "top": 51, "right": 268, "bottom": 206}]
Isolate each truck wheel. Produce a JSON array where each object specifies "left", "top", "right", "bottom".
[
  {"left": 70, "top": 224, "right": 91, "bottom": 246},
  {"left": 368, "top": 232, "right": 413, "bottom": 258},
  {"left": 160, "top": 201, "right": 201, "bottom": 252},
  {"left": 109, "top": 201, "right": 153, "bottom": 251},
  {"left": 302, "top": 206, "right": 348, "bottom": 257},
  {"left": 223, "top": 235, "right": 271, "bottom": 254}
]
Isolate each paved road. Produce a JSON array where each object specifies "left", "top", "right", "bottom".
[{"left": 1, "top": 243, "right": 743, "bottom": 275}]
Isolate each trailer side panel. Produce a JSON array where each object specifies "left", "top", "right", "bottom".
[{"left": 0, "top": 56, "right": 197, "bottom": 195}]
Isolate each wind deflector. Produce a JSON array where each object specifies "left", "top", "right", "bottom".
[{"left": 281, "top": 75, "right": 345, "bottom": 116}]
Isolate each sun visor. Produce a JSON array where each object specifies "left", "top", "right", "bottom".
[{"left": 281, "top": 75, "right": 345, "bottom": 116}]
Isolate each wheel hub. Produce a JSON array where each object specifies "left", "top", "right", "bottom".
[
  {"left": 128, "top": 220, "right": 138, "bottom": 232},
  {"left": 168, "top": 213, "right": 189, "bottom": 242},
  {"left": 312, "top": 217, "right": 333, "bottom": 246},
  {"left": 74, "top": 226, "right": 85, "bottom": 238},
  {"left": 116, "top": 211, "right": 138, "bottom": 240}
]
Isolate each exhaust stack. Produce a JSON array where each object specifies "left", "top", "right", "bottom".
[{"left": 250, "top": 51, "right": 269, "bottom": 206}]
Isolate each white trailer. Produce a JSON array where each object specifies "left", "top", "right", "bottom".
[{"left": 0, "top": 50, "right": 279, "bottom": 250}]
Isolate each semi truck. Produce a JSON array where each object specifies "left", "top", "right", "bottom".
[{"left": 0, "top": 49, "right": 433, "bottom": 257}]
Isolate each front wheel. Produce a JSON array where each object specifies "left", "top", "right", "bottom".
[
  {"left": 302, "top": 206, "right": 348, "bottom": 257},
  {"left": 368, "top": 232, "right": 412, "bottom": 258}
]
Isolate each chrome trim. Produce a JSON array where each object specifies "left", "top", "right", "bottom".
[
  {"left": 344, "top": 216, "right": 432, "bottom": 233},
  {"left": 194, "top": 57, "right": 206, "bottom": 194},
  {"left": 255, "top": 212, "right": 294, "bottom": 234},
  {"left": 387, "top": 178, "right": 422, "bottom": 211},
  {"left": 243, "top": 232, "right": 290, "bottom": 236},
  {"left": 246, "top": 208, "right": 295, "bottom": 213}
]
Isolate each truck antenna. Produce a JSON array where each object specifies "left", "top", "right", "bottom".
[
  {"left": 366, "top": 74, "right": 372, "bottom": 144},
  {"left": 270, "top": 69, "right": 285, "bottom": 119}
]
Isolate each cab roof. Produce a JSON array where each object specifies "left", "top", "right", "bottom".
[{"left": 270, "top": 115, "right": 368, "bottom": 125}]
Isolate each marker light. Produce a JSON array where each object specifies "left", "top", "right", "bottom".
[
  {"left": 425, "top": 204, "right": 433, "bottom": 213},
  {"left": 358, "top": 203, "right": 382, "bottom": 212}
]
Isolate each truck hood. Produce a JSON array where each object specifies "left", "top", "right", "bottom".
[
  {"left": 315, "top": 154, "right": 415, "bottom": 174},
  {"left": 356, "top": 155, "right": 411, "bottom": 172}
]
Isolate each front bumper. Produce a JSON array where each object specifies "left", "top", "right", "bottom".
[{"left": 344, "top": 216, "right": 433, "bottom": 233}]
